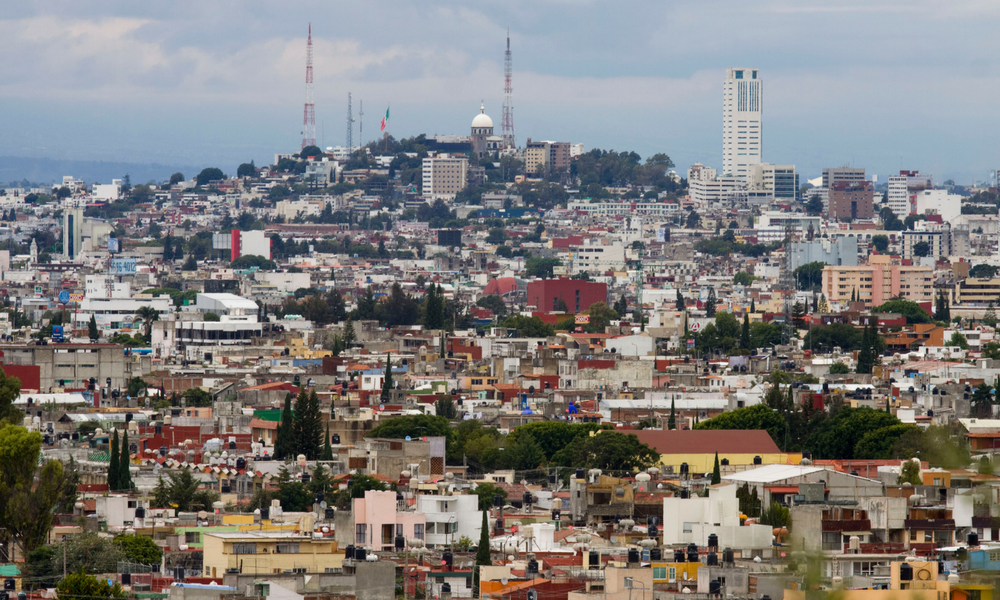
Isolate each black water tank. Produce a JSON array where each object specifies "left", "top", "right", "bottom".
[
  {"left": 135, "top": 506, "right": 145, "bottom": 519},
  {"left": 969, "top": 531, "right": 980, "bottom": 547},
  {"left": 552, "top": 509, "right": 561, "bottom": 521},
  {"left": 576, "top": 468, "right": 586, "bottom": 479},
  {"left": 125, "top": 413, "right": 133, "bottom": 423},
  {"left": 236, "top": 457, "right": 246, "bottom": 470},
  {"left": 674, "top": 549, "right": 685, "bottom": 562},
  {"left": 648, "top": 547, "right": 660, "bottom": 561},
  {"left": 899, "top": 562, "right": 913, "bottom": 581},
  {"left": 314, "top": 492, "right": 324, "bottom": 504},
  {"left": 707, "top": 553, "right": 718, "bottom": 566},
  {"left": 680, "top": 462, "right": 689, "bottom": 474},
  {"left": 709, "top": 580, "right": 721, "bottom": 595},
  {"left": 753, "top": 456, "right": 762, "bottom": 465},
  {"left": 589, "top": 551, "right": 599, "bottom": 569},
  {"left": 443, "top": 551, "right": 453, "bottom": 567},
  {"left": 301, "top": 472, "right": 311, "bottom": 483},
  {"left": 355, "top": 547, "right": 367, "bottom": 561},
  {"left": 720, "top": 458, "right": 729, "bottom": 466},
  {"left": 707, "top": 533, "right": 718, "bottom": 549},
  {"left": 527, "top": 559, "right": 539, "bottom": 574},
  {"left": 325, "top": 507, "right": 335, "bottom": 519},
  {"left": 549, "top": 473, "right": 557, "bottom": 484},
  {"left": 173, "top": 566, "right": 185, "bottom": 582},
  {"left": 332, "top": 433, "right": 341, "bottom": 444},
  {"left": 723, "top": 548, "right": 735, "bottom": 564},
  {"left": 494, "top": 494, "right": 504, "bottom": 507},
  {"left": 649, "top": 525, "right": 658, "bottom": 538},
  {"left": 495, "top": 518, "right": 504, "bottom": 533},
  {"left": 647, "top": 516, "right": 658, "bottom": 526},
  {"left": 346, "top": 544, "right": 355, "bottom": 558},
  {"left": 155, "top": 423, "right": 162, "bottom": 434},
  {"left": 395, "top": 535, "right": 405, "bottom": 550},
  {"left": 441, "top": 583, "right": 451, "bottom": 594},
  {"left": 260, "top": 507, "right": 270, "bottom": 520},
  {"left": 221, "top": 483, "right": 231, "bottom": 493},
  {"left": 3, "top": 580, "right": 14, "bottom": 591},
  {"left": 122, "top": 573, "right": 132, "bottom": 585},
  {"left": 627, "top": 548, "right": 639, "bottom": 563},
  {"left": 522, "top": 492, "right": 532, "bottom": 506},
  {"left": 687, "top": 549, "right": 699, "bottom": 563}
]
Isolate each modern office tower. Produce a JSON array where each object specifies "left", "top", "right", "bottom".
[
  {"left": 723, "top": 68, "right": 762, "bottom": 178},
  {"left": 63, "top": 208, "right": 83, "bottom": 260}
]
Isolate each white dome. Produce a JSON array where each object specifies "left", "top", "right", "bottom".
[{"left": 472, "top": 104, "right": 493, "bottom": 129}]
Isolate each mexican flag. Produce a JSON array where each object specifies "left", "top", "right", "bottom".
[{"left": 380, "top": 107, "right": 389, "bottom": 131}]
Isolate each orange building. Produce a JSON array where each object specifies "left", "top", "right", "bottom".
[{"left": 822, "top": 255, "right": 933, "bottom": 307}]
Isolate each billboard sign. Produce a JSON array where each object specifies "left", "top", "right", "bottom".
[
  {"left": 52, "top": 325, "right": 64, "bottom": 343},
  {"left": 107, "top": 238, "right": 121, "bottom": 254},
  {"left": 575, "top": 315, "right": 590, "bottom": 324},
  {"left": 58, "top": 290, "right": 70, "bottom": 304},
  {"left": 656, "top": 227, "right": 666, "bottom": 243},
  {"left": 110, "top": 257, "right": 138, "bottom": 275},
  {"left": 69, "top": 293, "right": 84, "bottom": 303}
]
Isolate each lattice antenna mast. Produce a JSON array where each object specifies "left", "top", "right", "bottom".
[
  {"left": 359, "top": 100, "right": 364, "bottom": 145},
  {"left": 347, "top": 92, "right": 354, "bottom": 150},
  {"left": 501, "top": 30, "right": 515, "bottom": 149},
  {"left": 301, "top": 24, "right": 316, "bottom": 150}
]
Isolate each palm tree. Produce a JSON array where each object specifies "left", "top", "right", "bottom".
[{"left": 135, "top": 306, "right": 159, "bottom": 342}]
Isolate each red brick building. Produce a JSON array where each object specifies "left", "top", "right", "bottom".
[
  {"left": 526, "top": 278, "right": 607, "bottom": 313},
  {"left": 829, "top": 180, "right": 875, "bottom": 221}
]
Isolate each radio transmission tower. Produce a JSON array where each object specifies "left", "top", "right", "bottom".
[
  {"left": 346, "top": 92, "right": 355, "bottom": 150},
  {"left": 359, "top": 100, "right": 364, "bottom": 145},
  {"left": 501, "top": 30, "right": 515, "bottom": 149},
  {"left": 301, "top": 24, "right": 316, "bottom": 150}
]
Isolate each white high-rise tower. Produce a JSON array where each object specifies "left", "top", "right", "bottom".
[{"left": 723, "top": 68, "right": 762, "bottom": 178}]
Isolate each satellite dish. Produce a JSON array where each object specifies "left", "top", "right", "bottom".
[
  {"left": 610, "top": 536, "right": 618, "bottom": 543},
  {"left": 405, "top": 436, "right": 411, "bottom": 441},
  {"left": 320, "top": 501, "right": 327, "bottom": 509},
  {"left": 501, "top": 579, "right": 508, "bottom": 586}
]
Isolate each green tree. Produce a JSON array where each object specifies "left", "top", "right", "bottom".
[
  {"left": 970, "top": 264, "right": 1000, "bottom": 278},
  {"left": 936, "top": 290, "right": 951, "bottom": 322},
  {"left": 113, "top": 533, "right": 162, "bottom": 565},
  {"left": 552, "top": 431, "right": 660, "bottom": 471},
  {"left": 182, "top": 255, "right": 197, "bottom": 271},
  {"left": 88, "top": 315, "right": 99, "bottom": 341},
  {"left": 169, "top": 172, "right": 185, "bottom": 185},
  {"left": 381, "top": 356, "right": 393, "bottom": 403},
  {"left": 472, "top": 482, "right": 507, "bottom": 512},
  {"left": 107, "top": 429, "right": 121, "bottom": 491},
  {"left": 292, "top": 389, "right": 323, "bottom": 460},
  {"left": 476, "top": 294, "right": 507, "bottom": 319},
  {"left": 805, "top": 194, "right": 824, "bottom": 216},
  {"left": 486, "top": 228, "right": 507, "bottom": 244},
  {"left": 711, "top": 452, "right": 721, "bottom": 484},
  {"left": 474, "top": 510, "right": 491, "bottom": 597},
  {"left": 0, "top": 425, "right": 67, "bottom": 556},
  {"left": 696, "top": 404, "right": 787, "bottom": 449},
  {"left": 871, "top": 234, "right": 889, "bottom": 253},
  {"left": 676, "top": 289, "right": 685, "bottom": 311},
  {"left": 912, "top": 241, "right": 930, "bottom": 257},
  {"left": 57, "top": 567, "right": 127, "bottom": 600},
  {"left": 898, "top": 460, "right": 921, "bottom": 485},
  {"left": 524, "top": 257, "right": 562, "bottom": 279},
  {"left": 500, "top": 315, "right": 555, "bottom": 337},
  {"left": 856, "top": 324, "right": 874, "bottom": 374},
  {"left": 148, "top": 469, "right": 218, "bottom": 511},
  {"left": 119, "top": 429, "right": 133, "bottom": 491},
  {"left": 435, "top": 396, "right": 458, "bottom": 419},
  {"left": 424, "top": 284, "right": 446, "bottom": 330},
  {"left": 322, "top": 422, "right": 334, "bottom": 460},
  {"left": 237, "top": 161, "right": 257, "bottom": 178},
  {"left": 986, "top": 303, "right": 998, "bottom": 328},
  {"left": 733, "top": 271, "right": 756, "bottom": 287},
  {"left": 808, "top": 407, "right": 902, "bottom": 460},
  {"left": 0, "top": 368, "right": 23, "bottom": 425},
  {"left": 946, "top": 331, "right": 969, "bottom": 350},
  {"left": 740, "top": 314, "right": 751, "bottom": 351},
  {"left": 195, "top": 167, "right": 225, "bottom": 186},
  {"left": 668, "top": 398, "right": 676, "bottom": 430},
  {"left": 705, "top": 287, "right": 717, "bottom": 317},
  {"left": 829, "top": 362, "right": 850, "bottom": 374},
  {"left": 181, "top": 387, "right": 213, "bottom": 407},
  {"left": 586, "top": 301, "right": 619, "bottom": 333}
]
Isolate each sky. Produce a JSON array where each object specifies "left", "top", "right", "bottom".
[{"left": 2, "top": 0, "right": 1000, "bottom": 184}]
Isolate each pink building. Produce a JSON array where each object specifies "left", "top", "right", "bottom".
[
  {"left": 822, "top": 254, "right": 933, "bottom": 307},
  {"left": 351, "top": 490, "right": 426, "bottom": 551}
]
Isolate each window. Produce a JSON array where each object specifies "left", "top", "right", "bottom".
[
  {"left": 683, "top": 522, "right": 694, "bottom": 533},
  {"left": 624, "top": 577, "right": 634, "bottom": 589},
  {"left": 669, "top": 567, "right": 677, "bottom": 582},
  {"left": 910, "top": 530, "right": 918, "bottom": 541},
  {"left": 821, "top": 532, "right": 841, "bottom": 551},
  {"left": 185, "top": 532, "right": 200, "bottom": 544},
  {"left": 397, "top": 524, "right": 404, "bottom": 538},
  {"left": 233, "top": 543, "right": 257, "bottom": 555},
  {"left": 653, "top": 567, "right": 666, "bottom": 580},
  {"left": 413, "top": 524, "right": 424, "bottom": 540},
  {"left": 276, "top": 543, "right": 300, "bottom": 554},
  {"left": 356, "top": 524, "right": 367, "bottom": 544}
]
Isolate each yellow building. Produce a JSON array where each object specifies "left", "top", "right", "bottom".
[
  {"left": 785, "top": 561, "right": 961, "bottom": 600},
  {"left": 632, "top": 429, "right": 801, "bottom": 473},
  {"left": 202, "top": 531, "right": 345, "bottom": 578}
]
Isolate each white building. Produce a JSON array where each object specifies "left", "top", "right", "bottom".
[
  {"left": 662, "top": 482, "right": 773, "bottom": 555},
  {"left": 79, "top": 294, "right": 173, "bottom": 335},
  {"left": 689, "top": 176, "right": 743, "bottom": 205},
  {"left": 414, "top": 494, "right": 482, "bottom": 549},
  {"left": 195, "top": 293, "right": 259, "bottom": 319},
  {"left": 886, "top": 171, "right": 933, "bottom": 218},
  {"left": 687, "top": 163, "right": 718, "bottom": 182},
  {"left": 93, "top": 180, "right": 122, "bottom": 201},
  {"left": 722, "top": 68, "right": 762, "bottom": 178},
  {"left": 422, "top": 154, "right": 469, "bottom": 199},
  {"left": 915, "top": 189, "right": 962, "bottom": 222}
]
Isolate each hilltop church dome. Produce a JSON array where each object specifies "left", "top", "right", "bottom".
[{"left": 472, "top": 104, "right": 494, "bottom": 129}]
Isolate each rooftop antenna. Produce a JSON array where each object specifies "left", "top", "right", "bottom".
[
  {"left": 501, "top": 29, "right": 515, "bottom": 149},
  {"left": 301, "top": 24, "right": 316, "bottom": 150},
  {"left": 347, "top": 92, "right": 355, "bottom": 151}
]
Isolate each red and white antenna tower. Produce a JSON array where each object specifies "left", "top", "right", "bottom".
[
  {"left": 501, "top": 30, "right": 515, "bottom": 150},
  {"left": 301, "top": 24, "right": 316, "bottom": 150}
]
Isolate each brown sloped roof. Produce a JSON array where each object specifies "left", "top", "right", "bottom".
[{"left": 631, "top": 429, "right": 781, "bottom": 455}]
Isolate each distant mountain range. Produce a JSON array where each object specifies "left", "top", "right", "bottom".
[{"left": 0, "top": 156, "right": 201, "bottom": 186}]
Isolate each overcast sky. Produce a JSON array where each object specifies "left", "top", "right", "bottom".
[{"left": 3, "top": 1, "right": 999, "bottom": 184}]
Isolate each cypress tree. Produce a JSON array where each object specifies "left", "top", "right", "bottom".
[
  {"left": 740, "top": 314, "right": 751, "bottom": 352},
  {"left": 120, "top": 429, "right": 133, "bottom": 491},
  {"left": 676, "top": 289, "right": 684, "bottom": 311},
  {"left": 668, "top": 398, "right": 676, "bottom": 430},
  {"left": 275, "top": 392, "right": 294, "bottom": 459},
  {"left": 750, "top": 298, "right": 755, "bottom": 313},
  {"left": 322, "top": 422, "right": 334, "bottom": 460},
  {"left": 705, "top": 288, "right": 717, "bottom": 317},
  {"left": 857, "top": 323, "right": 874, "bottom": 374},
  {"left": 293, "top": 388, "right": 323, "bottom": 459},
  {"left": 108, "top": 429, "right": 120, "bottom": 491},
  {"left": 711, "top": 452, "right": 721, "bottom": 485},
  {"left": 474, "top": 510, "right": 491, "bottom": 598},
  {"left": 381, "top": 356, "right": 393, "bottom": 403},
  {"left": 88, "top": 315, "right": 100, "bottom": 341}
]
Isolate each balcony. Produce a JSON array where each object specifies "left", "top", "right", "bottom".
[{"left": 821, "top": 519, "right": 871, "bottom": 532}]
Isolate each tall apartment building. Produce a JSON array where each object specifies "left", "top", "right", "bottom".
[
  {"left": 901, "top": 228, "right": 951, "bottom": 260},
  {"left": 524, "top": 139, "right": 571, "bottom": 175},
  {"left": 687, "top": 163, "right": 718, "bottom": 182},
  {"left": 887, "top": 170, "right": 934, "bottom": 218},
  {"left": 63, "top": 208, "right": 84, "bottom": 260},
  {"left": 421, "top": 154, "right": 469, "bottom": 199},
  {"left": 722, "top": 68, "right": 762, "bottom": 178},
  {"left": 822, "top": 255, "right": 933, "bottom": 307},
  {"left": 822, "top": 166, "right": 866, "bottom": 189},
  {"left": 828, "top": 180, "right": 875, "bottom": 221}
]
